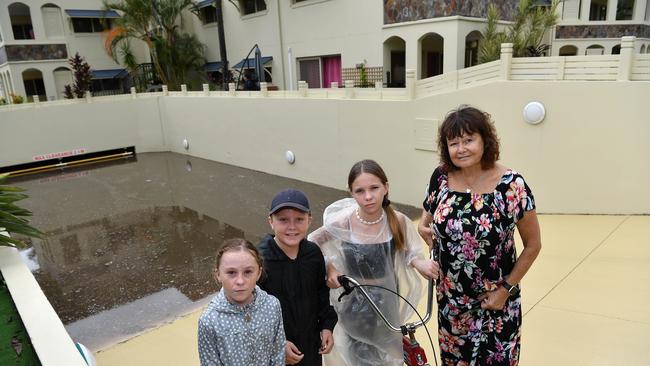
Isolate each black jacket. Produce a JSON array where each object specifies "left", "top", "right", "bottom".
[{"left": 258, "top": 234, "right": 338, "bottom": 366}]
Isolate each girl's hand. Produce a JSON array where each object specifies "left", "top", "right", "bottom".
[
  {"left": 285, "top": 341, "right": 304, "bottom": 365},
  {"left": 319, "top": 329, "right": 334, "bottom": 354},
  {"left": 326, "top": 263, "right": 342, "bottom": 289},
  {"left": 478, "top": 287, "right": 509, "bottom": 311},
  {"left": 411, "top": 259, "right": 439, "bottom": 280}
]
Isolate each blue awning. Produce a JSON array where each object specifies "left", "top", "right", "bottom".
[
  {"left": 204, "top": 62, "right": 223, "bottom": 73},
  {"left": 91, "top": 69, "right": 126, "bottom": 79},
  {"left": 232, "top": 56, "right": 273, "bottom": 70},
  {"left": 195, "top": 0, "right": 215, "bottom": 9},
  {"left": 65, "top": 9, "right": 120, "bottom": 18}
]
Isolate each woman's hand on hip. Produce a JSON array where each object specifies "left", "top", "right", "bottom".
[
  {"left": 411, "top": 258, "right": 439, "bottom": 280},
  {"left": 478, "top": 287, "right": 509, "bottom": 311}
]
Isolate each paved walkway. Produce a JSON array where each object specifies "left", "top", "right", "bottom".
[{"left": 95, "top": 215, "right": 650, "bottom": 366}]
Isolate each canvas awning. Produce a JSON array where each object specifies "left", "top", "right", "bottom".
[
  {"left": 65, "top": 9, "right": 120, "bottom": 18},
  {"left": 195, "top": 0, "right": 215, "bottom": 9},
  {"left": 91, "top": 69, "right": 126, "bottom": 79},
  {"left": 204, "top": 62, "right": 223, "bottom": 73},
  {"left": 232, "top": 56, "right": 273, "bottom": 70}
]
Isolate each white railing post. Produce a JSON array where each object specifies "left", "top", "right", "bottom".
[
  {"left": 405, "top": 69, "right": 416, "bottom": 100},
  {"left": 298, "top": 81, "right": 308, "bottom": 97},
  {"left": 330, "top": 81, "right": 338, "bottom": 89},
  {"left": 500, "top": 43, "right": 513, "bottom": 80},
  {"left": 162, "top": 85, "right": 169, "bottom": 96},
  {"left": 617, "top": 36, "right": 636, "bottom": 81},
  {"left": 33, "top": 95, "right": 40, "bottom": 104},
  {"left": 260, "top": 82, "right": 268, "bottom": 97},
  {"left": 130, "top": 87, "right": 137, "bottom": 99},
  {"left": 85, "top": 91, "right": 92, "bottom": 103},
  {"left": 557, "top": 57, "right": 566, "bottom": 80},
  {"left": 181, "top": 84, "right": 188, "bottom": 95},
  {"left": 202, "top": 83, "right": 210, "bottom": 95},
  {"left": 228, "top": 82, "right": 236, "bottom": 96},
  {"left": 344, "top": 80, "right": 355, "bottom": 99}
]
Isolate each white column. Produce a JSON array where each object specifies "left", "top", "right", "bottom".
[
  {"left": 606, "top": 0, "right": 617, "bottom": 20},
  {"left": 617, "top": 36, "right": 636, "bottom": 81},
  {"left": 500, "top": 43, "right": 513, "bottom": 80},
  {"left": 580, "top": 0, "right": 592, "bottom": 21},
  {"left": 632, "top": 0, "right": 645, "bottom": 20}
]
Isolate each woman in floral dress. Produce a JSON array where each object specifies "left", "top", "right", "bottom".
[{"left": 418, "top": 106, "right": 542, "bottom": 366}]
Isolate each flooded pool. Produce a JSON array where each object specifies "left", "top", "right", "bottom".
[{"left": 10, "top": 152, "right": 417, "bottom": 351}]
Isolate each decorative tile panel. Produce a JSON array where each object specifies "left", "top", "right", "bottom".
[
  {"left": 556, "top": 24, "right": 650, "bottom": 39},
  {"left": 384, "top": 0, "right": 518, "bottom": 24},
  {"left": 5, "top": 44, "right": 68, "bottom": 62}
]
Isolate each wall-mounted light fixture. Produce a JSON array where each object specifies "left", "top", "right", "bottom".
[
  {"left": 182, "top": 138, "right": 189, "bottom": 150},
  {"left": 523, "top": 101, "right": 546, "bottom": 125},
  {"left": 285, "top": 151, "right": 295, "bottom": 164}
]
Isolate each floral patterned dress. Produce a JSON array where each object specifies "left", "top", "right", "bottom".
[{"left": 423, "top": 166, "right": 535, "bottom": 366}]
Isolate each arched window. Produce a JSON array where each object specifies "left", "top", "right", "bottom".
[
  {"left": 640, "top": 44, "right": 646, "bottom": 53},
  {"left": 465, "top": 31, "right": 482, "bottom": 68},
  {"left": 585, "top": 44, "right": 605, "bottom": 55},
  {"left": 41, "top": 3, "right": 64, "bottom": 39},
  {"left": 22, "top": 68, "right": 45, "bottom": 101},
  {"left": 383, "top": 36, "right": 406, "bottom": 87},
  {"left": 53, "top": 67, "right": 73, "bottom": 100},
  {"left": 612, "top": 44, "right": 621, "bottom": 54},
  {"left": 9, "top": 2, "right": 34, "bottom": 40},
  {"left": 419, "top": 33, "right": 444, "bottom": 79},
  {"left": 559, "top": 45, "right": 578, "bottom": 56}
]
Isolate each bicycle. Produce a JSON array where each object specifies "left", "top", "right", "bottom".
[{"left": 336, "top": 248, "right": 438, "bottom": 366}]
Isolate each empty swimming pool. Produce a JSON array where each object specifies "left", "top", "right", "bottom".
[{"left": 10, "top": 152, "right": 420, "bottom": 351}]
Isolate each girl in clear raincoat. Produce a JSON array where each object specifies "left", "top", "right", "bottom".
[{"left": 308, "top": 160, "right": 438, "bottom": 366}]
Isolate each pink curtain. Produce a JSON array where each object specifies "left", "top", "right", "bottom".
[{"left": 322, "top": 56, "right": 341, "bottom": 88}]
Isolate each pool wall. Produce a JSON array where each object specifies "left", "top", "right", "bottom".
[{"left": 1, "top": 81, "right": 649, "bottom": 214}]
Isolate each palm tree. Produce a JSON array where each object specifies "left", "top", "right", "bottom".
[
  {"left": 0, "top": 173, "right": 43, "bottom": 248},
  {"left": 479, "top": 0, "right": 560, "bottom": 64},
  {"left": 103, "top": 0, "right": 206, "bottom": 90}
]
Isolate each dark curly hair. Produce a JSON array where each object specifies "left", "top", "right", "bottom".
[{"left": 438, "top": 106, "right": 500, "bottom": 171}]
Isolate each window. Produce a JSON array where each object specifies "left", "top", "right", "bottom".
[
  {"left": 589, "top": 0, "right": 607, "bottom": 20},
  {"left": 616, "top": 0, "right": 634, "bottom": 20},
  {"left": 9, "top": 2, "right": 35, "bottom": 40},
  {"left": 240, "top": 0, "right": 266, "bottom": 15},
  {"left": 71, "top": 17, "right": 111, "bottom": 33},
  {"left": 200, "top": 5, "right": 217, "bottom": 24},
  {"left": 611, "top": 44, "right": 621, "bottom": 54},
  {"left": 297, "top": 55, "right": 341, "bottom": 88}
]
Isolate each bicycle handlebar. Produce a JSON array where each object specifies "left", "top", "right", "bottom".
[{"left": 335, "top": 247, "right": 438, "bottom": 334}]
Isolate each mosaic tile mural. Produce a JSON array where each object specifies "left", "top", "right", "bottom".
[
  {"left": 384, "top": 0, "right": 519, "bottom": 24},
  {"left": 556, "top": 24, "right": 650, "bottom": 39},
  {"left": 5, "top": 44, "right": 68, "bottom": 62}
]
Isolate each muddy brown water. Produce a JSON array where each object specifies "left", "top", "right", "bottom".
[{"left": 9, "top": 152, "right": 419, "bottom": 351}]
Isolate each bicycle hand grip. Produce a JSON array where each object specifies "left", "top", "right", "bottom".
[{"left": 337, "top": 275, "right": 354, "bottom": 302}]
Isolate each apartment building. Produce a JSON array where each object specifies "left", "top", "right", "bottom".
[{"left": 1, "top": 0, "right": 648, "bottom": 102}]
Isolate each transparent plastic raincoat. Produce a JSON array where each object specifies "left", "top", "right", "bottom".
[{"left": 308, "top": 198, "right": 424, "bottom": 366}]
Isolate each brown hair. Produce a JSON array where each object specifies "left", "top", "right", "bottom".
[
  {"left": 438, "top": 105, "right": 500, "bottom": 171},
  {"left": 348, "top": 159, "right": 405, "bottom": 251},
  {"left": 214, "top": 238, "right": 263, "bottom": 271}
]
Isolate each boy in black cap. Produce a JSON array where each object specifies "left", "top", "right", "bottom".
[{"left": 258, "top": 189, "right": 338, "bottom": 365}]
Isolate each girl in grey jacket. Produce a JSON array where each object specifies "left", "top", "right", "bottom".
[{"left": 198, "top": 238, "right": 285, "bottom": 366}]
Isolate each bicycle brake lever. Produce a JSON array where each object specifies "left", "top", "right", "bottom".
[{"left": 337, "top": 275, "right": 354, "bottom": 302}]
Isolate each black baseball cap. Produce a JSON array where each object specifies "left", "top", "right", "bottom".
[{"left": 269, "top": 189, "right": 310, "bottom": 215}]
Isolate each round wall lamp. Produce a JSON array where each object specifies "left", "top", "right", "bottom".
[
  {"left": 285, "top": 150, "right": 296, "bottom": 164},
  {"left": 523, "top": 101, "right": 546, "bottom": 125},
  {"left": 182, "top": 138, "right": 189, "bottom": 150}
]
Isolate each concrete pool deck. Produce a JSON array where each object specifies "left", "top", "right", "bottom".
[{"left": 95, "top": 214, "right": 650, "bottom": 366}]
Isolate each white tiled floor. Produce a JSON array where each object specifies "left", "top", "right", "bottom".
[{"left": 96, "top": 215, "right": 650, "bottom": 366}]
